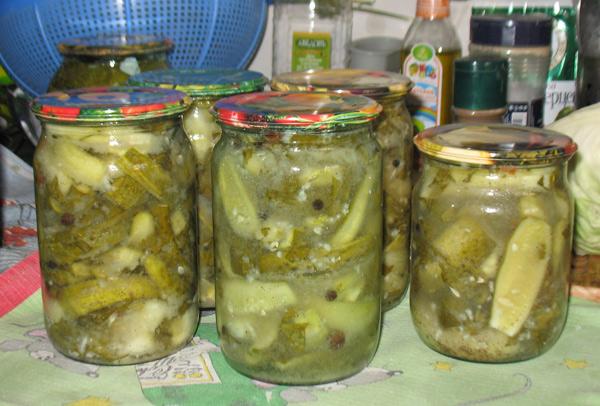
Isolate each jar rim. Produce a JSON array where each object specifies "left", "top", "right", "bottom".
[
  {"left": 58, "top": 34, "right": 173, "bottom": 57},
  {"left": 414, "top": 124, "right": 577, "bottom": 166},
  {"left": 32, "top": 86, "right": 191, "bottom": 123},
  {"left": 212, "top": 91, "right": 382, "bottom": 130},
  {"left": 271, "top": 69, "right": 413, "bottom": 99},
  {"left": 130, "top": 69, "right": 268, "bottom": 98}
]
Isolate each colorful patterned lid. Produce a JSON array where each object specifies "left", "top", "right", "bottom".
[
  {"left": 58, "top": 34, "right": 173, "bottom": 57},
  {"left": 271, "top": 69, "right": 413, "bottom": 99},
  {"left": 212, "top": 91, "right": 382, "bottom": 130},
  {"left": 130, "top": 69, "right": 268, "bottom": 98},
  {"left": 414, "top": 124, "right": 577, "bottom": 166},
  {"left": 32, "top": 86, "right": 191, "bottom": 122}
]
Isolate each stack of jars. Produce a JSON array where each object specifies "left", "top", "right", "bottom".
[{"left": 33, "top": 31, "right": 578, "bottom": 383}]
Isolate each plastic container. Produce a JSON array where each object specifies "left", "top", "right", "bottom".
[
  {"left": 410, "top": 124, "right": 577, "bottom": 362},
  {"left": 0, "top": 0, "right": 269, "bottom": 97},
  {"left": 271, "top": 69, "right": 413, "bottom": 310},
  {"left": 452, "top": 56, "right": 508, "bottom": 124},
  {"left": 272, "top": 0, "right": 352, "bottom": 76},
  {"left": 470, "top": 14, "right": 552, "bottom": 127},
  {"left": 48, "top": 34, "right": 172, "bottom": 91},
  {"left": 130, "top": 68, "right": 268, "bottom": 308},
  {"left": 32, "top": 87, "right": 198, "bottom": 365},
  {"left": 211, "top": 91, "right": 383, "bottom": 384},
  {"left": 401, "top": 0, "right": 461, "bottom": 130}
]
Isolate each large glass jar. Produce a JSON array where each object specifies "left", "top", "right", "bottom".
[
  {"left": 410, "top": 124, "right": 577, "bottom": 362},
  {"left": 211, "top": 92, "right": 383, "bottom": 384},
  {"left": 271, "top": 69, "right": 413, "bottom": 310},
  {"left": 32, "top": 87, "right": 198, "bottom": 365},
  {"left": 48, "top": 34, "right": 172, "bottom": 91},
  {"left": 272, "top": 0, "right": 353, "bottom": 76},
  {"left": 130, "top": 69, "right": 268, "bottom": 308}
]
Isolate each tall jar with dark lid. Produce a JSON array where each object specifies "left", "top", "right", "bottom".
[
  {"left": 470, "top": 14, "right": 552, "bottom": 127},
  {"left": 272, "top": 69, "right": 413, "bottom": 310},
  {"left": 211, "top": 92, "right": 383, "bottom": 384},
  {"left": 130, "top": 69, "right": 268, "bottom": 308},
  {"left": 410, "top": 124, "right": 577, "bottom": 362},
  {"left": 453, "top": 56, "right": 508, "bottom": 124},
  {"left": 48, "top": 34, "right": 172, "bottom": 91},
  {"left": 32, "top": 87, "right": 198, "bottom": 365}
]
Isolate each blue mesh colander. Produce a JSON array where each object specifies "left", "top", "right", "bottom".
[{"left": 0, "top": 0, "right": 269, "bottom": 96}]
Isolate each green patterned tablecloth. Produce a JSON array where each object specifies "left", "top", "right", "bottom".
[{"left": 1, "top": 288, "right": 599, "bottom": 406}]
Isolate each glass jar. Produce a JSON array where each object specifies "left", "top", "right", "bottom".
[
  {"left": 272, "top": 0, "right": 353, "bottom": 76},
  {"left": 32, "top": 87, "right": 198, "bottom": 365},
  {"left": 410, "top": 124, "right": 577, "bottom": 363},
  {"left": 48, "top": 34, "right": 172, "bottom": 91},
  {"left": 470, "top": 14, "right": 552, "bottom": 127},
  {"left": 130, "top": 69, "right": 268, "bottom": 308},
  {"left": 211, "top": 92, "right": 383, "bottom": 384},
  {"left": 271, "top": 69, "right": 413, "bottom": 310}
]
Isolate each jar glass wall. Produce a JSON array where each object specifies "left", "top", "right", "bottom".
[
  {"left": 48, "top": 34, "right": 172, "bottom": 91},
  {"left": 271, "top": 69, "right": 413, "bottom": 310},
  {"left": 130, "top": 69, "right": 268, "bottom": 308},
  {"left": 410, "top": 124, "right": 576, "bottom": 362},
  {"left": 32, "top": 87, "right": 198, "bottom": 365},
  {"left": 211, "top": 92, "right": 383, "bottom": 384}
]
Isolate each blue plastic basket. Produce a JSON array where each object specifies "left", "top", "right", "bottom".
[{"left": 0, "top": 0, "right": 268, "bottom": 96}]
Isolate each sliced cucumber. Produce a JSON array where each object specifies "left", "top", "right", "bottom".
[
  {"left": 220, "top": 277, "right": 297, "bottom": 315},
  {"left": 490, "top": 217, "right": 551, "bottom": 337},
  {"left": 330, "top": 167, "right": 378, "bottom": 247},
  {"left": 129, "top": 211, "right": 155, "bottom": 244},
  {"left": 315, "top": 298, "right": 379, "bottom": 341},
  {"left": 53, "top": 139, "right": 108, "bottom": 191},
  {"left": 216, "top": 156, "right": 261, "bottom": 239}
]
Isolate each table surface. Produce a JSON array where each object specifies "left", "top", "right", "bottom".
[{"left": 1, "top": 146, "right": 599, "bottom": 406}]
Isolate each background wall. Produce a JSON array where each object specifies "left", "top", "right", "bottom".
[
  {"left": 248, "top": 0, "right": 475, "bottom": 77},
  {"left": 248, "top": 0, "right": 576, "bottom": 77}
]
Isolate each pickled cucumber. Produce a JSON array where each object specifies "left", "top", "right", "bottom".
[
  {"left": 216, "top": 155, "right": 261, "bottom": 239},
  {"left": 490, "top": 217, "right": 552, "bottom": 337},
  {"left": 221, "top": 278, "right": 297, "bottom": 314}
]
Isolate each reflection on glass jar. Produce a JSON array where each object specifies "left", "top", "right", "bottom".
[
  {"left": 410, "top": 124, "right": 576, "bottom": 362},
  {"left": 48, "top": 34, "right": 172, "bottom": 91},
  {"left": 211, "top": 92, "right": 383, "bottom": 384},
  {"left": 130, "top": 69, "right": 268, "bottom": 308},
  {"left": 32, "top": 87, "right": 198, "bottom": 365},
  {"left": 271, "top": 69, "right": 413, "bottom": 310}
]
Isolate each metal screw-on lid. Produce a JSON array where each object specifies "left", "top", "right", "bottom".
[
  {"left": 130, "top": 69, "right": 268, "bottom": 98},
  {"left": 32, "top": 86, "right": 191, "bottom": 122},
  {"left": 453, "top": 56, "right": 508, "bottom": 111},
  {"left": 470, "top": 14, "right": 552, "bottom": 47}
]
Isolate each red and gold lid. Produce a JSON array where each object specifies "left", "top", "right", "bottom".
[
  {"left": 212, "top": 91, "right": 382, "bottom": 130},
  {"left": 32, "top": 86, "right": 190, "bottom": 122},
  {"left": 414, "top": 124, "right": 577, "bottom": 166}
]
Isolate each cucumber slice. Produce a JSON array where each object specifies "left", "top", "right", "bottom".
[
  {"left": 315, "top": 298, "right": 379, "bottom": 341},
  {"left": 490, "top": 217, "right": 551, "bottom": 337},
  {"left": 129, "top": 211, "right": 155, "bottom": 244},
  {"left": 216, "top": 156, "right": 261, "bottom": 239},
  {"left": 220, "top": 277, "right": 297, "bottom": 315},
  {"left": 53, "top": 139, "right": 108, "bottom": 191},
  {"left": 330, "top": 167, "right": 378, "bottom": 247}
]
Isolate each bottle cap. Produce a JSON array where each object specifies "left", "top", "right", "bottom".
[
  {"left": 416, "top": 0, "right": 450, "bottom": 20},
  {"left": 453, "top": 56, "right": 508, "bottom": 110},
  {"left": 470, "top": 14, "right": 552, "bottom": 47}
]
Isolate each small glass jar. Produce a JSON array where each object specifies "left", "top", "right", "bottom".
[
  {"left": 470, "top": 14, "right": 552, "bottom": 127},
  {"left": 48, "top": 34, "right": 172, "bottom": 91},
  {"left": 272, "top": 69, "right": 413, "bottom": 310},
  {"left": 32, "top": 87, "right": 198, "bottom": 365},
  {"left": 211, "top": 92, "right": 383, "bottom": 384},
  {"left": 130, "top": 69, "right": 268, "bottom": 308},
  {"left": 410, "top": 124, "right": 577, "bottom": 363},
  {"left": 272, "top": 0, "right": 353, "bottom": 76}
]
